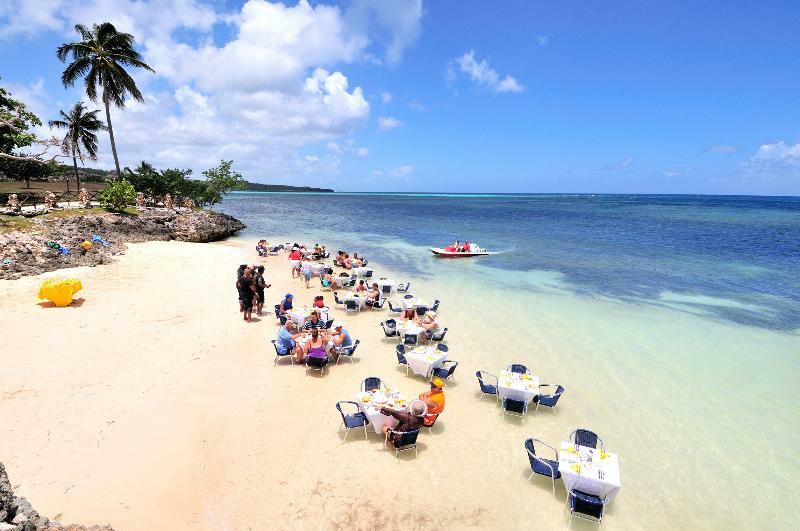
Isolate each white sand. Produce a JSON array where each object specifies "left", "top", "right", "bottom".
[{"left": 1, "top": 240, "right": 571, "bottom": 530}]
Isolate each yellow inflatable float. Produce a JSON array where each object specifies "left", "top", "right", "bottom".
[{"left": 38, "top": 278, "right": 83, "bottom": 307}]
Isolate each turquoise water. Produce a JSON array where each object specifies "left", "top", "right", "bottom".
[{"left": 221, "top": 193, "right": 800, "bottom": 528}]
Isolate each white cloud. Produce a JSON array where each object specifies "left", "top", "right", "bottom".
[
  {"left": 380, "top": 91, "right": 393, "bottom": 105},
  {"left": 408, "top": 100, "right": 427, "bottom": 112},
  {"left": 0, "top": 0, "right": 424, "bottom": 183},
  {"left": 371, "top": 169, "right": 383, "bottom": 176},
  {"left": 378, "top": 116, "right": 403, "bottom": 131},
  {"left": 452, "top": 50, "right": 524, "bottom": 93},
  {"left": 708, "top": 144, "right": 737, "bottom": 153},
  {"left": 750, "top": 140, "right": 800, "bottom": 164},
  {"left": 603, "top": 156, "right": 634, "bottom": 171},
  {"left": 739, "top": 139, "right": 800, "bottom": 184},
  {"left": 392, "top": 164, "right": 413, "bottom": 177},
  {"left": 536, "top": 34, "right": 549, "bottom": 47}
]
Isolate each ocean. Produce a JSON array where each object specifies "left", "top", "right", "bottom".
[{"left": 220, "top": 192, "right": 799, "bottom": 528}]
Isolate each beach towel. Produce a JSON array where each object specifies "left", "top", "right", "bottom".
[{"left": 92, "top": 234, "right": 111, "bottom": 247}]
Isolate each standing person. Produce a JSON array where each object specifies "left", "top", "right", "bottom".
[
  {"left": 238, "top": 267, "right": 255, "bottom": 322},
  {"left": 288, "top": 247, "right": 302, "bottom": 278},
  {"left": 301, "top": 259, "right": 314, "bottom": 289},
  {"left": 254, "top": 265, "right": 271, "bottom": 316},
  {"left": 236, "top": 264, "right": 247, "bottom": 312}
]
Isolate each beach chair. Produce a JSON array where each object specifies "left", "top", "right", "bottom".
[
  {"left": 333, "top": 292, "right": 345, "bottom": 306},
  {"left": 363, "top": 269, "right": 373, "bottom": 278},
  {"left": 534, "top": 384, "right": 564, "bottom": 413},
  {"left": 345, "top": 300, "right": 359, "bottom": 312},
  {"left": 273, "top": 304, "right": 281, "bottom": 319},
  {"left": 335, "top": 401, "right": 370, "bottom": 441},
  {"left": 367, "top": 298, "right": 385, "bottom": 310},
  {"left": 403, "top": 294, "right": 414, "bottom": 299},
  {"left": 396, "top": 345, "right": 409, "bottom": 375},
  {"left": 423, "top": 413, "right": 439, "bottom": 435},
  {"left": 435, "top": 343, "right": 448, "bottom": 352},
  {"left": 361, "top": 376, "right": 382, "bottom": 392},
  {"left": 324, "top": 318, "right": 334, "bottom": 330},
  {"left": 387, "top": 300, "right": 403, "bottom": 314},
  {"left": 430, "top": 327, "right": 448, "bottom": 342},
  {"left": 415, "top": 306, "right": 428, "bottom": 317},
  {"left": 403, "top": 333, "right": 419, "bottom": 346},
  {"left": 508, "top": 364, "right": 529, "bottom": 374},
  {"left": 569, "top": 429, "right": 604, "bottom": 450},
  {"left": 381, "top": 320, "right": 398, "bottom": 338},
  {"left": 397, "top": 282, "right": 410, "bottom": 292},
  {"left": 319, "top": 277, "right": 331, "bottom": 291},
  {"left": 305, "top": 355, "right": 329, "bottom": 376},
  {"left": 271, "top": 339, "right": 294, "bottom": 366},
  {"left": 503, "top": 398, "right": 527, "bottom": 417},
  {"left": 524, "top": 438, "right": 561, "bottom": 494},
  {"left": 381, "top": 285, "right": 392, "bottom": 296},
  {"left": 432, "top": 360, "right": 458, "bottom": 383},
  {"left": 279, "top": 314, "right": 288, "bottom": 326},
  {"left": 475, "top": 371, "right": 498, "bottom": 401},
  {"left": 336, "top": 340, "right": 360, "bottom": 364},
  {"left": 385, "top": 428, "right": 420, "bottom": 458},
  {"left": 430, "top": 299, "right": 440, "bottom": 312},
  {"left": 569, "top": 489, "right": 608, "bottom": 524}
]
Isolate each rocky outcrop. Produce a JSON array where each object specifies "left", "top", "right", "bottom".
[
  {"left": 0, "top": 463, "right": 113, "bottom": 530},
  {"left": 0, "top": 208, "right": 245, "bottom": 280}
]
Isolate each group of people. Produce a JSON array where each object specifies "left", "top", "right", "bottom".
[
  {"left": 379, "top": 377, "right": 446, "bottom": 443},
  {"left": 398, "top": 308, "right": 441, "bottom": 342},
  {"left": 236, "top": 264, "right": 271, "bottom": 321},
  {"left": 276, "top": 317, "right": 354, "bottom": 365},
  {"left": 443, "top": 240, "right": 473, "bottom": 253},
  {"left": 334, "top": 251, "right": 366, "bottom": 269}
]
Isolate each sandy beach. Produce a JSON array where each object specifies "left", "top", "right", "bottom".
[{"left": 0, "top": 240, "right": 555, "bottom": 530}]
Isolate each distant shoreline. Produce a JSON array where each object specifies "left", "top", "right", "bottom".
[{"left": 231, "top": 191, "right": 800, "bottom": 199}]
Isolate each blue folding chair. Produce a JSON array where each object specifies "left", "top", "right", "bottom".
[
  {"left": 387, "top": 300, "right": 403, "bottom": 314},
  {"left": 435, "top": 343, "right": 449, "bottom": 352},
  {"left": 403, "top": 333, "right": 419, "bottom": 346},
  {"left": 381, "top": 320, "right": 398, "bottom": 338},
  {"left": 271, "top": 339, "right": 294, "bottom": 366},
  {"left": 569, "top": 489, "right": 608, "bottom": 524},
  {"left": 361, "top": 376, "right": 382, "bottom": 392},
  {"left": 569, "top": 429, "right": 604, "bottom": 450},
  {"left": 430, "top": 327, "right": 448, "bottom": 341},
  {"left": 476, "top": 371, "right": 498, "bottom": 401},
  {"left": 335, "top": 339, "right": 360, "bottom": 364},
  {"left": 534, "top": 384, "right": 564, "bottom": 412},
  {"left": 524, "top": 438, "right": 561, "bottom": 494},
  {"left": 335, "top": 401, "right": 369, "bottom": 441},
  {"left": 503, "top": 397, "right": 527, "bottom": 417},
  {"left": 396, "top": 345, "right": 409, "bottom": 375},
  {"left": 432, "top": 360, "right": 458, "bottom": 383},
  {"left": 385, "top": 428, "right": 420, "bottom": 458},
  {"left": 508, "top": 364, "right": 529, "bottom": 374}
]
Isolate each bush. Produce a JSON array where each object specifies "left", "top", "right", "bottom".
[{"left": 98, "top": 179, "right": 136, "bottom": 210}]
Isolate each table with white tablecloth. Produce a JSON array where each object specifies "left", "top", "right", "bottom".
[
  {"left": 310, "top": 262, "right": 330, "bottom": 276},
  {"left": 356, "top": 389, "right": 409, "bottom": 434},
  {"left": 377, "top": 279, "right": 396, "bottom": 295},
  {"left": 402, "top": 297, "right": 429, "bottom": 311},
  {"left": 287, "top": 306, "right": 312, "bottom": 328},
  {"left": 352, "top": 266, "right": 374, "bottom": 277},
  {"left": 344, "top": 294, "right": 366, "bottom": 309},
  {"left": 497, "top": 370, "right": 540, "bottom": 403},
  {"left": 558, "top": 442, "right": 621, "bottom": 502},
  {"left": 396, "top": 322, "right": 424, "bottom": 342},
  {"left": 404, "top": 346, "right": 447, "bottom": 378}
]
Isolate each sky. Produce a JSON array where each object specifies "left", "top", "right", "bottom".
[{"left": 1, "top": 0, "right": 799, "bottom": 195}]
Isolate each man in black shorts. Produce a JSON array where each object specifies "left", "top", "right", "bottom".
[
  {"left": 254, "top": 265, "right": 271, "bottom": 316},
  {"left": 237, "top": 267, "right": 255, "bottom": 322}
]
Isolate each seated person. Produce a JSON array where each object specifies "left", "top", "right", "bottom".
[
  {"left": 364, "top": 282, "right": 381, "bottom": 309},
  {"left": 352, "top": 253, "right": 364, "bottom": 268},
  {"left": 327, "top": 323, "right": 353, "bottom": 362},
  {"left": 256, "top": 239, "right": 268, "bottom": 256},
  {"left": 463, "top": 241, "right": 471, "bottom": 252},
  {"left": 302, "top": 310, "right": 325, "bottom": 330},
  {"left": 334, "top": 251, "right": 345, "bottom": 267},
  {"left": 279, "top": 293, "right": 294, "bottom": 314},
  {"left": 419, "top": 377, "right": 445, "bottom": 427},
  {"left": 276, "top": 321, "right": 303, "bottom": 359},
  {"left": 380, "top": 400, "right": 427, "bottom": 444},
  {"left": 313, "top": 295, "right": 325, "bottom": 308},
  {"left": 301, "top": 328, "right": 329, "bottom": 365},
  {"left": 343, "top": 253, "right": 352, "bottom": 269},
  {"left": 416, "top": 310, "right": 440, "bottom": 342},
  {"left": 354, "top": 279, "right": 367, "bottom": 293}
]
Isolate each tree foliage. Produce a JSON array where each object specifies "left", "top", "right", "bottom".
[
  {"left": 202, "top": 159, "right": 246, "bottom": 208},
  {"left": 48, "top": 101, "right": 106, "bottom": 190},
  {"left": 98, "top": 179, "right": 136, "bottom": 210}
]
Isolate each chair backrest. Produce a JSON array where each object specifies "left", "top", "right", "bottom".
[
  {"left": 345, "top": 300, "right": 357, "bottom": 310},
  {"left": 524, "top": 438, "right": 538, "bottom": 467},
  {"left": 570, "top": 490, "right": 606, "bottom": 520},
  {"left": 504, "top": 398, "right": 526, "bottom": 414},
  {"left": 403, "top": 294, "right": 414, "bottom": 299},
  {"left": 386, "top": 318, "right": 397, "bottom": 328},
  {"left": 444, "top": 360, "right": 458, "bottom": 377},
  {"left": 307, "top": 356, "right": 328, "bottom": 369},
  {"left": 362, "top": 377, "right": 382, "bottom": 392},
  {"left": 476, "top": 371, "right": 497, "bottom": 392},
  {"left": 398, "top": 282, "right": 410, "bottom": 292},
  {"left": 431, "top": 299, "right": 440, "bottom": 311},
  {"left": 364, "top": 270, "right": 373, "bottom": 277},
  {"left": 388, "top": 300, "right": 400, "bottom": 312},
  {"left": 324, "top": 319, "right": 334, "bottom": 329},
  {"left": 333, "top": 292, "right": 342, "bottom": 304},
  {"left": 273, "top": 304, "right": 281, "bottom": 317},
  {"left": 271, "top": 339, "right": 284, "bottom": 356},
  {"left": 392, "top": 428, "right": 420, "bottom": 448},
  {"left": 431, "top": 327, "right": 448, "bottom": 341},
  {"left": 381, "top": 285, "right": 392, "bottom": 294},
  {"left": 403, "top": 333, "right": 418, "bottom": 345},
  {"left": 540, "top": 385, "right": 565, "bottom": 407},
  {"left": 436, "top": 343, "right": 448, "bottom": 352},
  {"left": 509, "top": 364, "right": 529, "bottom": 374},
  {"left": 572, "top": 429, "right": 600, "bottom": 449},
  {"left": 396, "top": 345, "right": 407, "bottom": 364},
  {"left": 415, "top": 306, "right": 428, "bottom": 317}
]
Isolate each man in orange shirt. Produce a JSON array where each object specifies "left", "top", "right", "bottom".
[{"left": 420, "top": 377, "right": 445, "bottom": 427}]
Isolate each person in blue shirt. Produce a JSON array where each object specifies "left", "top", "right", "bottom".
[
  {"left": 279, "top": 293, "right": 294, "bottom": 314},
  {"left": 327, "top": 323, "right": 354, "bottom": 362},
  {"left": 276, "top": 321, "right": 303, "bottom": 358}
]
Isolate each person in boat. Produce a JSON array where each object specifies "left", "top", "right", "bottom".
[
  {"left": 420, "top": 377, "right": 445, "bottom": 427},
  {"left": 463, "top": 241, "right": 471, "bottom": 252}
]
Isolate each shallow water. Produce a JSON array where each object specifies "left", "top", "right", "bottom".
[{"left": 221, "top": 192, "right": 800, "bottom": 528}]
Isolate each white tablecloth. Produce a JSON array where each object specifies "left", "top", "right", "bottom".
[
  {"left": 396, "top": 322, "right": 424, "bottom": 339},
  {"left": 405, "top": 346, "right": 447, "bottom": 377},
  {"left": 352, "top": 266, "right": 374, "bottom": 277},
  {"left": 402, "top": 297, "right": 429, "bottom": 311},
  {"left": 378, "top": 279, "right": 396, "bottom": 294},
  {"left": 287, "top": 306, "right": 311, "bottom": 328},
  {"left": 558, "top": 442, "right": 621, "bottom": 502},
  {"left": 344, "top": 294, "right": 366, "bottom": 308},
  {"left": 356, "top": 389, "right": 408, "bottom": 434},
  {"left": 311, "top": 263, "right": 329, "bottom": 275},
  {"left": 497, "top": 370, "right": 540, "bottom": 403}
]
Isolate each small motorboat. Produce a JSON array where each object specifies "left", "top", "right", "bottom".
[{"left": 430, "top": 244, "right": 495, "bottom": 258}]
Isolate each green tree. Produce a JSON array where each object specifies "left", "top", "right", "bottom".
[
  {"left": 202, "top": 159, "right": 245, "bottom": 209},
  {"left": 0, "top": 83, "right": 50, "bottom": 188},
  {"left": 48, "top": 102, "right": 106, "bottom": 192},
  {"left": 98, "top": 179, "right": 136, "bottom": 210},
  {"left": 57, "top": 23, "right": 154, "bottom": 178}
]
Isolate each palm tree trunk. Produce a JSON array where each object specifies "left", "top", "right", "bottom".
[
  {"left": 103, "top": 94, "right": 122, "bottom": 178},
  {"left": 71, "top": 151, "right": 80, "bottom": 195}
]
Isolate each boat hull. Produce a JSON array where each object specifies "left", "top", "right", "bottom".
[{"left": 430, "top": 248, "right": 492, "bottom": 258}]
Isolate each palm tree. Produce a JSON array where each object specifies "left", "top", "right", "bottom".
[
  {"left": 48, "top": 102, "right": 106, "bottom": 192},
  {"left": 56, "top": 22, "right": 153, "bottom": 178}
]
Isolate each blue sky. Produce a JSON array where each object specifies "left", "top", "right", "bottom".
[{"left": 1, "top": 0, "right": 799, "bottom": 194}]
